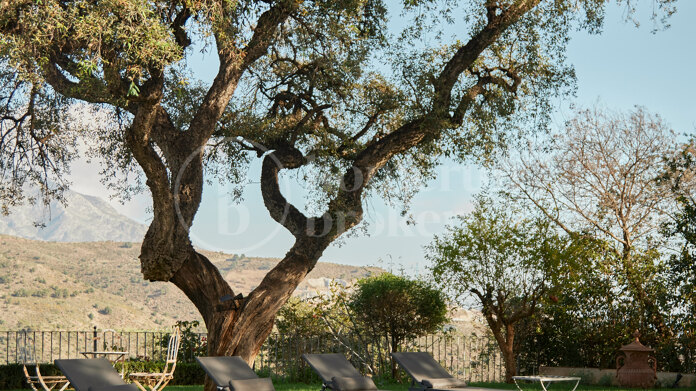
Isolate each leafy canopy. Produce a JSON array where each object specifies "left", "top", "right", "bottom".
[
  {"left": 427, "top": 196, "right": 573, "bottom": 317},
  {"left": 0, "top": 0, "right": 677, "bottom": 217},
  {"left": 349, "top": 273, "right": 448, "bottom": 347}
]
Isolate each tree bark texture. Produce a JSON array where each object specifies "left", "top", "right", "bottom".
[{"left": 485, "top": 315, "right": 517, "bottom": 383}]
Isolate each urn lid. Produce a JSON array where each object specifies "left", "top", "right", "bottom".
[{"left": 619, "top": 330, "right": 654, "bottom": 352}]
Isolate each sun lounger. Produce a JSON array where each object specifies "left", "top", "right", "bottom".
[
  {"left": 390, "top": 352, "right": 468, "bottom": 391},
  {"left": 195, "top": 356, "right": 274, "bottom": 391},
  {"left": 54, "top": 358, "right": 137, "bottom": 391},
  {"left": 302, "top": 353, "right": 380, "bottom": 391}
]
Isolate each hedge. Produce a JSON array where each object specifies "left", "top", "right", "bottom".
[{"left": 0, "top": 362, "right": 206, "bottom": 390}]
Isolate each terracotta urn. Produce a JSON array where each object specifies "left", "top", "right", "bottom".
[{"left": 616, "top": 330, "right": 657, "bottom": 388}]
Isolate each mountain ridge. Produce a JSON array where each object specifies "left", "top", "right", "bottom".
[{"left": 0, "top": 189, "right": 148, "bottom": 242}]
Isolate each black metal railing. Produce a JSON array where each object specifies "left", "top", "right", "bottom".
[{"left": 1, "top": 330, "right": 504, "bottom": 382}]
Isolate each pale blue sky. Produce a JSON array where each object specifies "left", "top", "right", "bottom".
[{"left": 70, "top": 1, "right": 695, "bottom": 273}]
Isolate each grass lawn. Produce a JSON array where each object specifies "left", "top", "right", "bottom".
[
  {"left": 141, "top": 382, "right": 412, "bottom": 391},
  {"left": 469, "top": 382, "right": 696, "bottom": 391},
  {"left": 7, "top": 382, "right": 696, "bottom": 391}
]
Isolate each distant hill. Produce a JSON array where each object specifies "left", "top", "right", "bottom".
[
  {"left": 0, "top": 189, "right": 147, "bottom": 242},
  {"left": 0, "top": 235, "right": 383, "bottom": 331}
]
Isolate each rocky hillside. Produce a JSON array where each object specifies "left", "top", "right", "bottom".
[
  {"left": 0, "top": 189, "right": 147, "bottom": 242},
  {"left": 0, "top": 235, "right": 382, "bottom": 330}
]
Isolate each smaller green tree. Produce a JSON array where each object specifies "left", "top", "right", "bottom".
[
  {"left": 350, "top": 273, "right": 448, "bottom": 378},
  {"left": 427, "top": 197, "right": 570, "bottom": 382}
]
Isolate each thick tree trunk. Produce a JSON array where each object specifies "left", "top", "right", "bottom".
[
  {"left": 222, "top": 236, "right": 331, "bottom": 357},
  {"left": 485, "top": 315, "right": 516, "bottom": 383},
  {"left": 169, "top": 250, "right": 235, "bottom": 343},
  {"left": 164, "top": 235, "right": 331, "bottom": 391},
  {"left": 168, "top": 250, "right": 236, "bottom": 391},
  {"left": 501, "top": 324, "right": 516, "bottom": 383}
]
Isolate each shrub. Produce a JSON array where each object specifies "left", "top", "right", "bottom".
[
  {"left": 11, "top": 289, "right": 28, "bottom": 297},
  {"left": 50, "top": 287, "right": 68, "bottom": 298},
  {"left": 0, "top": 363, "right": 32, "bottom": 389}
]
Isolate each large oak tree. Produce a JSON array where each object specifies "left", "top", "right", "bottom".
[{"left": 0, "top": 0, "right": 676, "bottom": 380}]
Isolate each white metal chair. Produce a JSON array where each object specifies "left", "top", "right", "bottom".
[
  {"left": 128, "top": 327, "right": 180, "bottom": 391},
  {"left": 19, "top": 333, "right": 71, "bottom": 391}
]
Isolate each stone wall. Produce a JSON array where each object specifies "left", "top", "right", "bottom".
[{"left": 539, "top": 367, "right": 696, "bottom": 388}]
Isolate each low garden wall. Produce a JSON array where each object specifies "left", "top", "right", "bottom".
[{"left": 539, "top": 366, "right": 696, "bottom": 388}]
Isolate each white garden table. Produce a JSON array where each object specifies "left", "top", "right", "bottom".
[{"left": 512, "top": 375, "right": 581, "bottom": 391}]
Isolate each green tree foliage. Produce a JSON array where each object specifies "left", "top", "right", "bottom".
[
  {"left": 514, "top": 247, "right": 683, "bottom": 373},
  {"left": 661, "top": 138, "right": 696, "bottom": 294},
  {"left": 350, "top": 273, "right": 448, "bottom": 377},
  {"left": 276, "top": 277, "right": 447, "bottom": 378},
  {"left": 350, "top": 273, "right": 448, "bottom": 350},
  {"left": 311, "top": 281, "right": 384, "bottom": 375},
  {"left": 513, "top": 235, "right": 652, "bottom": 371},
  {"left": 427, "top": 197, "right": 575, "bottom": 382},
  {"left": 275, "top": 281, "right": 386, "bottom": 377}
]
